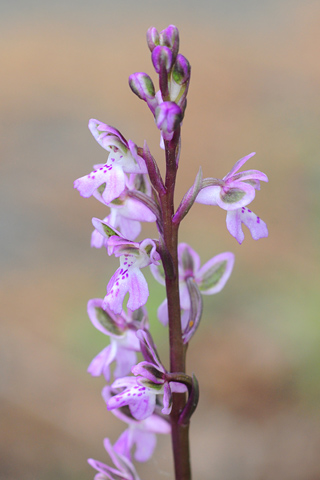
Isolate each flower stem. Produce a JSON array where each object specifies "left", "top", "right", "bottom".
[{"left": 159, "top": 129, "right": 192, "bottom": 480}]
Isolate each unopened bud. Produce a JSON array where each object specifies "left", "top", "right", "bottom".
[
  {"left": 172, "top": 54, "right": 191, "bottom": 85},
  {"left": 146, "top": 26, "right": 160, "bottom": 52},
  {"left": 151, "top": 45, "right": 173, "bottom": 74},
  {"left": 159, "top": 25, "right": 179, "bottom": 59},
  {"left": 155, "top": 101, "right": 182, "bottom": 140},
  {"left": 129, "top": 72, "right": 156, "bottom": 100}
]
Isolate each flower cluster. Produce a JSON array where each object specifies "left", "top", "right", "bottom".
[{"left": 74, "top": 24, "right": 268, "bottom": 480}]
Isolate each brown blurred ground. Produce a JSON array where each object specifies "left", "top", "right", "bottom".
[{"left": 1, "top": 2, "right": 320, "bottom": 479}]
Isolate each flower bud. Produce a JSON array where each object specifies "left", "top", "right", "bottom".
[
  {"left": 172, "top": 54, "right": 191, "bottom": 85},
  {"left": 151, "top": 45, "right": 173, "bottom": 74},
  {"left": 146, "top": 26, "right": 159, "bottom": 52},
  {"left": 155, "top": 101, "right": 182, "bottom": 140},
  {"left": 129, "top": 72, "right": 156, "bottom": 100},
  {"left": 159, "top": 25, "right": 179, "bottom": 59}
]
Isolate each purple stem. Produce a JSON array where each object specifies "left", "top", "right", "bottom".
[{"left": 159, "top": 126, "right": 192, "bottom": 480}]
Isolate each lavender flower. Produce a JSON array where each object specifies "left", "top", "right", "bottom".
[
  {"left": 151, "top": 243, "right": 234, "bottom": 335},
  {"left": 92, "top": 218, "right": 160, "bottom": 314},
  {"left": 86, "top": 299, "right": 147, "bottom": 381},
  {"left": 196, "top": 152, "right": 268, "bottom": 242},
  {"left": 74, "top": 120, "right": 147, "bottom": 205},
  {"left": 102, "top": 386, "right": 170, "bottom": 462},
  {"left": 88, "top": 438, "right": 141, "bottom": 480}
]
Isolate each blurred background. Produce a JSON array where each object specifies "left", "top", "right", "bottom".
[{"left": 1, "top": 1, "right": 320, "bottom": 479}]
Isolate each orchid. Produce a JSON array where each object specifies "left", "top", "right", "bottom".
[
  {"left": 92, "top": 218, "right": 160, "bottom": 314},
  {"left": 107, "top": 330, "right": 186, "bottom": 420},
  {"left": 88, "top": 438, "right": 141, "bottom": 480},
  {"left": 151, "top": 243, "right": 234, "bottom": 341},
  {"left": 196, "top": 152, "right": 268, "bottom": 210},
  {"left": 74, "top": 120, "right": 147, "bottom": 205},
  {"left": 87, "top": 299, "right": 147, "bottom": 381},
  {"left": 103, "top": 386, "right": 170, "bottom": 462},
  {"left": 76, "top": 24, "right": 269, "bottom": 480},
  {"left": 91, "top": 174, "right": 156, "bottom": 243}
]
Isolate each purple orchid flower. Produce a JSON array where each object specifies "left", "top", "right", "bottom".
[
  {"left": 87, "top": 299, "right": 148, "bottom": 382},
  {"left": 74, "top": 120, "right": 147, "bottom": 205},
  {"left": 92, "top": 218, "right": 161, "bottom": 314},
  {"left": 102, "top": 386, "right": 170, "bottom": 462},
  {"left": 88, "top": 437, "right": 141, "bottom": 480},
  {"left": 107, "top": 330, "right": 186, "bottom": 420},
  {"left": 150, "top": 243, "right": 234, "bottom": 334},
  {"left": 196, "top": 152, "right": 268, "bottom": 210},
  {"left": 196, "top": 152, "right": 268, "bottom": 243},
  {"left": 91, "top": 174, "right": 156, "bottom": 243}
]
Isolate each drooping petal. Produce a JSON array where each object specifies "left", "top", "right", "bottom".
[
  {"left": 196, "top": 252, "right": 235, "bottom": 295},
  {"left": 113, "top": 348, "right": 137, "bottom": 379},
  {"left": 87, "top": 344, "right": 117, "bottom": 381},
  {"left": 91, "top": 228, "right": 108, "bottom": 248},
  {"left": 226, "top": 207, "right": 268, "bottom": 244},
  {"left": 132, "top": 430, "right": 156, "bottom": 462},
  {"left": 100, "top": 164, "right": 126, "bottom": 205},
  {"left": 113, "top": 429, "right": 132, "bottom": 461},
  {"left": 74, "top": 162, "right": 126, "bottom": 205},
  {"left": 126, "top": 269, "right": 149, "bottom": 312}
]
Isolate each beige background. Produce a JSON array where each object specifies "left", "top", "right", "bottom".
[{"left": 1, "top": 1, "right": 320, "bottom": 479}]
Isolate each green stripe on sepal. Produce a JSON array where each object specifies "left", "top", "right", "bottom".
[{"left": 94, "top": 307, "right": 123, "bottom": 336}]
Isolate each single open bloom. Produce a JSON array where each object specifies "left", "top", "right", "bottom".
[
  {"left": 86, "top": 299, "right": 147, "bottom": 382},
  {"left": 92, "top": 218, "right": 160, "bottom": 314},
  {"left": 196, "top": 152, "right": 268, "bottom": 211},
  {"left": 74, "top": 120, "right": 147, "bottom": 205},
  {"left": 102, "top": 386, "right": 170, "bottom": 462},
  {"left": 151, "top": 243, "right": 234, "bottom": 337}
]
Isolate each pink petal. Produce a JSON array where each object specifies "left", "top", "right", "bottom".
[
  {"left": 226, "top": 207, "right": 268, "bottom": 244},
  {"left": 223, "top": 152, "right": 256, "bottom": 180}
]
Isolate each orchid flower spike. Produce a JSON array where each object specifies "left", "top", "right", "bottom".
[{"left": 74, "top": 120, "right": 147, "bottom": 205}]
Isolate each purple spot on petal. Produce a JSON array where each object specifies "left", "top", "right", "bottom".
[
  {"left": 247, "top": 209, "right": 251, "bottom": 213},
  {"left": 92, "top": 176, "right": 95, "bottom": 179},
  {"left": 257, "top": 217, "right": 260, "bottom": 223}
]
